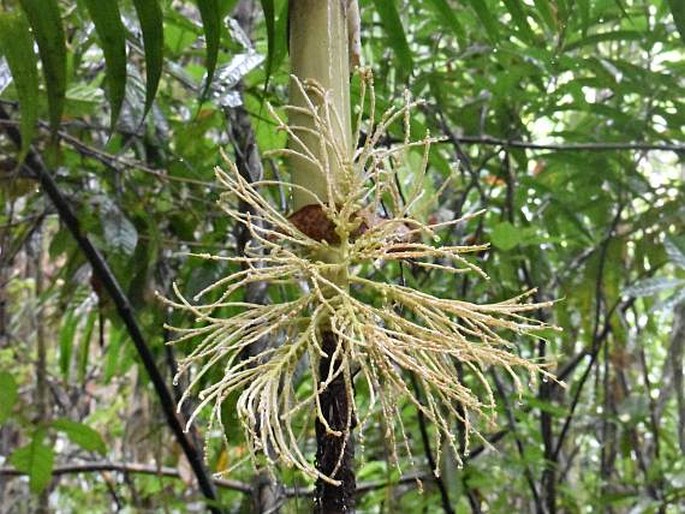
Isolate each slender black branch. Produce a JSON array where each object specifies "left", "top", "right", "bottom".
[
  {"left": 0, "top": 106, "right": 222, "bottom": 513},
  {"left": 0, "top": 117, "right": 215, "bottom": 187},
  {"left": 490, "top": 371, "right": 544, "bottom": 513},
  {"left": 362, "top": 106, "right": 685, "bottom": 154},
  {"left": 437, "top": 136, "right": 685, "bottom": 153},
  {"left": 409, "top": 373, "right": 456, "bottom": 514},
  {"left": 0, "top": 463, "right": 429, "bottom": 498},
  {"left": 540, "top": 362, "right": 556, "bottom": 514},
  {"left": 402, "top": 112, "right": 685, "bottom": 154},
  {"left": 552, "top": 204, "right": 625, "bottom": 462},
  {"left": 0, "top": 463, "right": 250, "bottom": 494},
  {"left": 452, "top": 361, "right": 483, "bottom": 514}
]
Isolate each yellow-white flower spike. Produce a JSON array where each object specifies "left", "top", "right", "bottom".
[{"left": 163, "top": 72, "right": 560, "bottom": 484}]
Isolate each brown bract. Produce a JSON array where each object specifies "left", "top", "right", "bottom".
[
  {"left": 288, "top": 204, "right": 339, "bottom": 244},
  {"left": 288, "top": 203, "right": 415, "bottom": 245}
]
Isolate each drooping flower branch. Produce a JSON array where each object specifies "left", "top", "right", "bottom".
[{"left": 163, "top": 72, "right": 558, "bottom": 484}]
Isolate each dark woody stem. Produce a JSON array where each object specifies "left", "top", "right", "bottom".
[{"left": 314, "top": 331, "right": 356, "bottom": 514}]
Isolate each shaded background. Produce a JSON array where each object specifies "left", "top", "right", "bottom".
[{"left": 0, "top": 0, "right": 684, "bottom": 512}]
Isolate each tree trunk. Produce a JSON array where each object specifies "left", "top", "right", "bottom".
[
  {"left": 314, "top": 331, "right": 356, "bottom": 514},
  {"left": 288, "top": 0, "right": 352, "bottom": 210},
  {"left": 288, "top": 1, "right": 356, "bottom": 512}
]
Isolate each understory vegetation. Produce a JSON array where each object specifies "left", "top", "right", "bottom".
[{"left": 1, "top": 0, "right": 684, "bottom": 512}]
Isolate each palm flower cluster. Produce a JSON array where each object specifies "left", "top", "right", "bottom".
[{"left": 165, "top": 72, "right": 557, "bottom": 484}]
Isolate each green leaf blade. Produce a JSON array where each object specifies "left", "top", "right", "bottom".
[
  {"left": 77, "top": 311, "right": 97, "bottom": 383},
  {"left": 53, "top": 418, "right": 107, "bottom": 455},
  {"left": 502, "top": 0, "right": 536, "bottom": 44},
  {"left": 260, "top": 0, "right": 287, "bottom": 91},
  {"left": 465, "top": 0, "right": 500, "bottom": 42},
  {"left": 59, "top": 311, "right": 78, "bottom": 380},
  {"left": 667, "top": 0, "right": 685, "bottom": 45},
  {"left": 197, "top": 0, "right": 221, "bottom": 98},
  {"left": 491, "top": 221, "right": 522, "bottom": 251},
  {"left": 9, "top": 435, "right": 54, "bottom": 493},
  {"left": 0, "top": 371, "right": 18, "bottom": 426},
  {"left": 82, "top": 0, "right": 128, "bottom": 131},
  {"left": 0, "top": 10, "right": 39, "bottom": 160},
  {"left": 100, "top": 201, "right": 139, "bottom": 256},
  {"left": 372, "top": 0, "right": 413, "bottom": 77},
  {"left": 426, "top": 0, "right": 466, "bottom": 45},
  {"left": 18, "top": 0, "right": 66, "bottom": 138},
  {"left": 665, "top": 237, "right": 685, "bottom": 269},
  {"left": 623, "top": 277, "right": 685, "bottom": 299},
  {"left": 260, "top": 0, "right": 275, "bottom": 78},
  {"left": 532, "top": 0, "right": 556, "bottom": 31},
  {"left": 132, "top": 0, "right": 164, "bottom": 119}
]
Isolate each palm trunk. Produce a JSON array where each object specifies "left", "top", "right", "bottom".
[
  {"left": 314, "top": 331, "right": 356, "bottom": 514},
  {"left": 287, "top": 1, "right": 356, "bottom": 512},
  {"left": 288, "top": 0, "right": 352, "bottom": 210}
]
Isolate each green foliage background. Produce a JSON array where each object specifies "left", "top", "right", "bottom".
[{"left": 0, "top": 0, "right": 684, "bottom": 512}]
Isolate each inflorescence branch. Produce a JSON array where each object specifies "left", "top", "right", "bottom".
[{"left": 162, "top": 71, "right": 559, "bottom": 485}]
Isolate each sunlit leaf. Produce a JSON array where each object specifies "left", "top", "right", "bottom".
[
  {"left": 53, "top": 418, "right": 107, "bottom": 455},
  {"left": 665, "top": 237, "right": 685, "bottom": 270},
  {"left": 0, "top": 11, "right": 39, "bottom": 160},
  {"left": 532, "top": 0, "right": 556, "bottom": 31},
  {"left": 491, "top": 221, "right": 522, "bottom": 251},
  {"left": 132, "top": 0, "right": 164, "bottom": 119},
  {"left": 82, "top": 0, "right": 128, "bottom": 131},
  {"left": 9, "top": 433, "right": 54, "bottom": 493},
  {"left": 502, "top": 0, "right": 536, "bottom": 44},
  {"left": 657, "top": 287, "right": 685, "bottom": 312},
  {"left": 623, "top": 277, "right": 685, "bottom": 298}
]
